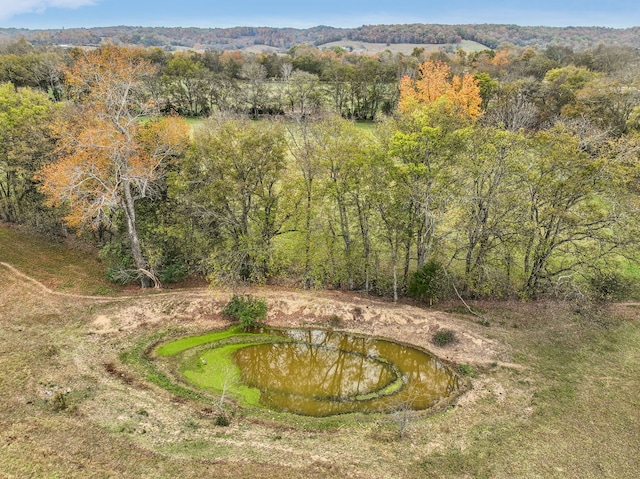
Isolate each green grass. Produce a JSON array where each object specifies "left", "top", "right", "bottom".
[
  {"left": 155, "top": 325, "right": 247, "bottom": 357},
  {"left": 354, "top": 120, "right": 377, "bottom": 132},
  {"left": 0, "top": 224, "right": 119, "bottom": 295},
  {"left": 183, "top": 343, "right": 262, "bottom": 406},
  {"left": 120, "top": 331, "right": 213, "bottom": 404},
  {"left": 184, "top": 117, "right": 205, "bottom": 126},
  {"left": 621, "top": 256, "right": 640, "bottom": 290},
  {"left": 154, "top": 327, "right": 284, "bottom": 406},
  {"left": 414, "top": 307, "right": 640, "bottom": 479}
]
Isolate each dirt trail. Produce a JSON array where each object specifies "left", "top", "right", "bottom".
[
  {"left": 0, "top": 261, "right": 210, "bottom": 301},
  {"left": 0, "top": 261, "right": 513, "bottom": 367}
]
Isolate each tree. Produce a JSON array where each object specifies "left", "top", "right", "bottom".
[
  {"left": 0, "top": 82, "right": 56, "bottom": 226},
  {"left": 517, "top": 124, "right": 629, "bottom": 298},
  {"left": 342, "top": 57, "right": 397, "bottom": 120},
  {"left": 391, "top": 63, "right": 482, "bottom": 278},
  {"left": 484, "top": 79, "right": 541, "bottom": 131},
  {"left": 241, "top": 60, "right": 269, "bottom": 118},
  {"left": 389, "top": 102, "right": 471, "bottom": 270},
  {"left": 161, "top": 53, "right": 210, "bottom": 116},
  {"left": 570, "top": 73, "right": 640, "bottom": 137},
  {"left": 170, "top": 116, "right": 287, "bottom": 284},
  {"left": 282, "top": 70, "right": 323, "bottom": 118},
  {"left": 284, "top": 118, "right": 324, "bottom": 288},
  {"left": 367, "top": 146, "right": 412, "bottom": 301},
  {"left": 322, "top": 61, "right": 352, "bottom": 117},
  {"left": 453, "top": 127, "right": 525, "bottom": 295},
  {"left": 39, "top": 45, "right": 190, "bottom": 288},
  {"left": 473, "top": 72, "right": 498, "bottom": 110},
  {"left": 311, "top": 116, "right": 376, "bottom": 289},
  {"left": 0, "top": 53, "right": 40, "bottom": 90},
  {"left": 398, "top": 60, "right": 483, "bottom": 119}
]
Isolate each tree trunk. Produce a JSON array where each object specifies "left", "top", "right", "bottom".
[
  {"left": 122, "top": 180, "right": 152, "bottom": 288},
  {"left": 355, "top": 196, "right": 371, "bottom": 293},
  {"left": 303, "top": 182, "right": 313, "bottom": 288}
]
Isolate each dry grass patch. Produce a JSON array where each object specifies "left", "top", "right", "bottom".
[{"left": 0, "top": 224, "right": 117, "bottom": 295}]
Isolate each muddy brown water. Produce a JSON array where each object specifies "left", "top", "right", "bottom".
[
  {"left": 235, "top": 329, "right": 460, "bottom": 415},
  {"left": 166, "top": 327, "right": 461, "bottom": 417}
]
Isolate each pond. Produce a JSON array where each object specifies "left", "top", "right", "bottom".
[{"left": 155, "top": 326, "right": 461, "bottom": 417}]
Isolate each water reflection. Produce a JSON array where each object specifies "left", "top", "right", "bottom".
[
  {"left": 232, "top": 329, "right": 460, "bottom": 416},
  {"left": 234, "top": 342, "right": 397, "bottom": 400},
  {"left": 166, "top": 327, "right": 460, "bottom": 416}
]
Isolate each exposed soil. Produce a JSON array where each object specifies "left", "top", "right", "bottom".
[
  {"left": 0, "top": 261, "right": 507, "bottom": 369},
  {"left": 3, "top": 260, "right": 524, "bottom": 433},
  {"left": 91, "top": 286, "right": 509, "bottom": 372}
]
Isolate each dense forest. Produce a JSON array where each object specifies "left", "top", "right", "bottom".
[
  {"left": 2, "top": 23, "right": 640, "bottom": 51},
  {"left": 1, "top": 36, "right": 639, "bottom": 302}
]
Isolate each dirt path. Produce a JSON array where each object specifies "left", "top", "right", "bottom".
[
  {"left": 0, "top": 261, "right": 210, "bottom": 301},
  {"left": 0, "top": 261, "right": 512, "bottom": 368}
]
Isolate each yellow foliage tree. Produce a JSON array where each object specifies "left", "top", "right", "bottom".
[
  {"left": 398, "top": 61, "right": 483, "bottom": 119},
  {"left": 39, "top": 45, "right": 190, "bottom": 288}
]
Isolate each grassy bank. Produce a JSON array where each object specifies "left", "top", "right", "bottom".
[
  {"left": 0, "top": 224, "right": 118, "bottom": 295},
  {"left": 0, "top": 224, "right": 638, "bottom": 478}
]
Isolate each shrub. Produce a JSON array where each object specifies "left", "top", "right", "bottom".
[
  {"left": 104, "top": 265, "right": 137, "bottom": 285},
  {"left": 51, "top": 392, "right": 67, "bottom": 412},
  {"left": 100, "top": 241, "right": 136, "bottom": 285},
  {"left": 158, "top": 262, "right": 189, "bottom": 283},
  {"left": 222, "top": 294, "right": 268, "bottom": 330},
  {"left": 327, "top": 314, "right": 343, "bottom": 328},
  {"left": 588, "top": 270, "right": 631, "bottom": 302},
  {"left": 408, "top": 259, "right": 448, "bottom": 304},
  {"left": 432, "top": 329, "right": 456, "bottom": 346},
  {"left": 214, "top": 413, "right": 230, "bottom": 427}
]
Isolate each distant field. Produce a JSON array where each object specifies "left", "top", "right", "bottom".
[
  {"left": 241, "top": 44, "right": 284, "bottom": 54},
  {"left": 242, "top": 40, "right": 489, "bottom": 55},
  {"left": 316, "top": 39, "right": 489, "bottom": 54}
]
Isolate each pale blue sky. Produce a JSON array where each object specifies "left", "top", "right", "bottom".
[{"left": 1, "top": 0, "right": 638, "bottom": 29}]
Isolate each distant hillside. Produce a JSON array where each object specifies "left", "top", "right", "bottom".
[{"left": 1, "top": 23, "right": 639, "bottom": 52}]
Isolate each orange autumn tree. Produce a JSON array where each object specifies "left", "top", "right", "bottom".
[
  {"left": 398, "top": 60, "right": 483, "bottom": 119},
  {"left": 40, "top": 45, "right": 190, "bottom": 288}
]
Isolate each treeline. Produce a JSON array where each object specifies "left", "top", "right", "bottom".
[
  {"left": 2, "top": 39, "right": 639, "bottom": 121},
  {"left": 1, "top": 41, "right": 640, "bottom": 301},
  {"left": 2, "top": 23, "right": 640, "bottom": 52},
  {"left": 0, "top": 40, "right": 413, "bottom": 120}
]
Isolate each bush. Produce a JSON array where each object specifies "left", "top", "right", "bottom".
[
  {"left": 214, "top": 413, "right": 230, "bottom": 427},
  {"left": 158, "top": 262, "right": 189, "bottom": 283},
  {"left": 408, "top": 259, "right": 448, "bottom": 304},
  {"left": 589, "top": 270, "right": 632, "bottom": 302},
  {"left": 432, "top": 329, "right": 456, "bottom": 346},
  {"left": 100, "top": 241, "right": 137, "bottom": 285},
  {"left": 51, "top": 392, "right": 67, "bottom": 412},
  {"left": 104, "top": 265, "right": 138, "bottom": 285},
  {"left": 326, "top": 314, "right": 344, "bottom": 328},
  {"left": 222, "top": 294, "right": 268, "bottom": 330}
]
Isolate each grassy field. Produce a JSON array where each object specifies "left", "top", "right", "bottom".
[
  {"left": 1, "top": 224, "right": 639, "bottom": 478},
  {"left": 240, "top": 40, "right": 489, "bottom": 55},
  {"left": 316, "top": 40, "right": 489, "bottom": 54}
]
